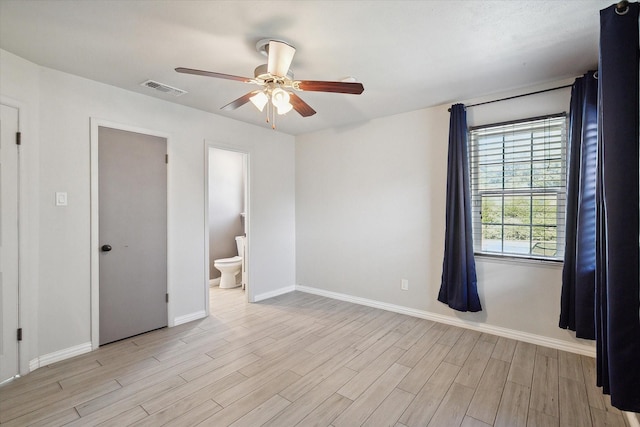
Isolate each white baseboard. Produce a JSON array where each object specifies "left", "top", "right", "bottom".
[
  {"left": 295, "top": 285, "right": 596, "bottom": 357},
  {"left": 254, "top": 285, "right": 296, "bottom": 302},
  {"left": 625, "top": 411, "right": 640, "bottom": 427},
  {"left": 29, "top": 342, "right": 92, "bottom": 371},
  {"left": 26, "top": 311, "right": 207, "bottom": 373},
  {"left": 174, "top": 310, "right": 207, "bottom": 326},
  {"left": 209, "top": 278, "right": 220, "bottom": 287}
]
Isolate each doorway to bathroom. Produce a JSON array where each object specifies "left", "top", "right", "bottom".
[{"left": 205, "top": 145, "right": 249, "bottom": 311}]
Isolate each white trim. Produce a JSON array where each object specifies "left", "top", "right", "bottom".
[
  {"left": 625, "top": 412, "right": 640, "bottom": 427},
  {"left": 90, "top": 119, "right": 172, "bottom": 348},
  {"left": 0, "top": 375, "right": 21, "bottom": 387},
  {"left": 29, "top": 342, "right": 92, "bottom": 371},
  {"left": 0, "top": 98, "right": 23, "bottom": 380},
  {"left": 254, "top": 286, "right": 296, "bottom": 302},
  {"left": 295, "top": 284, "right": 596, "bottom": 357},
  {"left": 475, "top": 253, "right": 564, "bottom": 269},
  {"left": 209, "top": 278, "right": 220, "bottom": 287},
  {"left": 0, "top": 96, "right": 35, "bottom": 377},
  {"left": 174, "top": 310, "right": 207, "bottom": 326}
]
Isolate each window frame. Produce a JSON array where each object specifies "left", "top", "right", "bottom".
[{"left": 468, "top": 113, "right": 568, "bottom": 262}]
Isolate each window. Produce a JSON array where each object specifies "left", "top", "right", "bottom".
[{"left": 469, "top": 114, "right": 567, "bottom": 260}]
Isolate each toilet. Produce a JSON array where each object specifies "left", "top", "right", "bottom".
[{"left": 214, "top": 236, "right": 245, "bottom": 289}]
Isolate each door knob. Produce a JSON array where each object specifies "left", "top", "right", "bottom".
[{"left": 101, "top": 244, "right": 112, "bottom": 252}]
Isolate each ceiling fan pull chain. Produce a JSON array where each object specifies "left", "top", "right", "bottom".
[
  {"left": 272, "top": 103, "right": 277, "bottom": 129},
  {"left": 265, "top": 101, "right": 270, "bottom": 124}
]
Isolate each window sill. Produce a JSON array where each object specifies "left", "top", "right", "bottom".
[{"left": 474, "top": 252, "right": 563, "bottom": 268}]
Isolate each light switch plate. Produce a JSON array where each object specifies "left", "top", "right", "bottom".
[{"left": 55, "top": 192, "right": 68, "bottom": 206}]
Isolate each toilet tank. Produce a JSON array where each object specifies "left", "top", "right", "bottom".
[{"left": 235, "top": 235, "right": 245, "bottom": 257}]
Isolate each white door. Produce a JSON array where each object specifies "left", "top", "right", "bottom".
[
  {"left": 98, "top": 127, "right": 168, "bottom": 345},
  {"left": 0, "top": 104, "right": 20, "bottom": 382}
]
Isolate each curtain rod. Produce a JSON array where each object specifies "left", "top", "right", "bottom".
[{"left": 448, "top": 84, "right": 573, "bottom": 112}]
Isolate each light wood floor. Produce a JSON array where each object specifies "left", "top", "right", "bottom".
[{"left": 0, "top": 287, "right": 631, "bottom": 426}]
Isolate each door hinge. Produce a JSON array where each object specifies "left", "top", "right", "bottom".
[
  {"left": 165, "top": 154, "right": 168, "bottom": 164},
  {"left": 16, "top": 132, "right": 21, "bottom": 145},
  {"left": 17, "top": 328, "right": 23, "bottom": 341},
  {"left": 166, "top": 293, "right": 169, "bottom": 303}
]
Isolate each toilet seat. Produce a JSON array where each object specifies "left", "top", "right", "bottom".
[{"left": 214, "top": 256, "right": 242, "bottom": 265}]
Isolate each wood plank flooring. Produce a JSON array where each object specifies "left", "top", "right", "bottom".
[{"left": 0, "top": 287, "right": 631, "bottom": 426}]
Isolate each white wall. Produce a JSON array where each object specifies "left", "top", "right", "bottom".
[
  {"left": 296, "top": 79, "right": 594, "bottom": 351},
  {"left": 1, "top": 49, "right": 296, "bottom": 367}
]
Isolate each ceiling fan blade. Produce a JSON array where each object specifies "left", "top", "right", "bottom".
[
  {"left": 289, "top": 93, "right": 317, "bottom": 117},
  {"left": 267, "top": 40, "right": 296, "bottom": 78},
  {"left": 296, "top": 80, "right": 364, "bottom": 95},
  {"left": 220, "top": 91, "right": 260, "bottom": 111},
  {"left": 175, "top": 67, "right": 253, "bottom": 83}
]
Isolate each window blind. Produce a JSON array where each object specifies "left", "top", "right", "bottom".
[{"left": 469, "top": 114, "right": 568, "bottom": 260}]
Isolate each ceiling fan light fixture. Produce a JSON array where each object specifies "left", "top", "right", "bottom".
[
  {"left": 276, "top": 102, "right": 293, "bottom": 115},
  {"left": 249, "top": 91, "right": 268, "bottom": 111},
  {"left": 271, "top": 88, "right": 291, "bottom": 108}
]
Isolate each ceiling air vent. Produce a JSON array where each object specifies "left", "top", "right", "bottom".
[{"left": 140, "top": 80, "right": 187, "bottom": 97}]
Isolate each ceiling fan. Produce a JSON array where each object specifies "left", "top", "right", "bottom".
[{"left": 175, "top": 39, "right": 364, "bottom": 128}]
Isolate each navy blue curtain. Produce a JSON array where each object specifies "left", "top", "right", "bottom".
[
  {"left": 438, "top": 104, "right": 482, "bottom": 312},
  {"left": 596, "top": 2, "right": 640, "bottom": 412},
  {"left": 559, "top": 71, "right": 598, "bottom": 339}
]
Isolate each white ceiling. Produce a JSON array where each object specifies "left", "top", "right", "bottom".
[{"left": 0, "top": 0, "right": 610, "bottom": 135}]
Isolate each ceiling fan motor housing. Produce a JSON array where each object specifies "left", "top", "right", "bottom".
[{"left": 254, "top": 64, "right": 294, "bottom": 81}]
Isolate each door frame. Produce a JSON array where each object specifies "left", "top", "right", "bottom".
[
  {"left": 204, "top": 141, "right": 251, "bottom": 313},
  {"left": 0, "top": 97, "right": 26, "bottom": 379},
  {"left": 90, "top": 119, "right": 171, "bottom": 349}
]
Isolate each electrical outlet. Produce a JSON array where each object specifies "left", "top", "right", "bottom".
[{"left": 401, "top": 279, "right": 409, "bottom": 291}]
